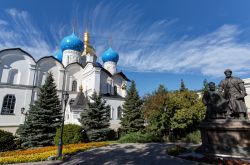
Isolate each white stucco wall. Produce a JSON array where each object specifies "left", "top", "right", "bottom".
[
  {"left": 243, "top": 78, "right": 250, "bottom": 118},
  {"left": 36, "top": 57, "right": 64, "bottom": 90},
  {"left": 0, "top": 49, "right": 36, "bottom": 86},
  {"left": 100, "top": 71, "right": 109, "bottom": 94},
  {"left": 0, "top": 48, "right": 129, "bottom": 134},
  {"left": 0, "top": 49, "right": 36, "bottom": 133},
  {"left": 0, "top": 87, "right": 32, "bottom": 129},
  {"left": 104, "top": 96, "right": 124, "bottom": 130},
  {"left": 65, "top": 63, "right": 84, "bottom": 92}
]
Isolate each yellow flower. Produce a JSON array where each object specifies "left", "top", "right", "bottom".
[{"left": 0, "top": 142, "right": 109, "bottom": 164}]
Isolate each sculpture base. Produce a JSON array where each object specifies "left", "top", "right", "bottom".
[{"left": 198, "top": 119, "right": 250, "bottom": 158}]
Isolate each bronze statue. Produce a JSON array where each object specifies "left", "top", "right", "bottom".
[
  {"left": 202, "top": 82, "right": 228, "bottom": 120},
  {"left": 218, "top": 69, "right": 247, "bottom": 119}
]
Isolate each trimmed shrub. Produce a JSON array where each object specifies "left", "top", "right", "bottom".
[
  {"left": 118, "top": 132, "right": 160, "bottom": 143},
  {"left": 86, "top": 128, "right": 116, "bottom": 142},
  {"left": 0, "top": 129, "right": 16, "bottom": 152},
  {"left": 182, "top": 130, "right": 201, "bottom": 144},
  {"left": 54, "top": 124, "right": 85, "bottom": 145}
]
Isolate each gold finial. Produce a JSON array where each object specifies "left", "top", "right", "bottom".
[
  {"left": 83, "top": 31, "right": 95, "bottom": 55},
  {"left": 79, "top": 84, "right": 83, "bottom": 92},
  {"left": 84, "top": 32, "right": 90, "bottom": 45}
]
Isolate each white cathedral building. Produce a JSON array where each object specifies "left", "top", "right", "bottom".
[{"left": 0, "top": 32, "right": 129, "bottom": 134}]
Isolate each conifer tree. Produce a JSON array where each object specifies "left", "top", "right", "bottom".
[
  {"left": 79, "top": 91, "right": 110, "bottom": 130},
  {"left": 202, "top": 79, "right": 209, "bottom": 93},
  {"left": 17, "top": 72, "right": 62, "bottom": 148},
  {"left": 180, "top": 79, "right": 187, "bottom": 92},
  {"left": 120, "top": 80, "right": 144, "bottom": 133}
]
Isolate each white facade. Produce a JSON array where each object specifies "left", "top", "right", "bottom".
[
  {"left": 104, "top": 61, "right": 117, "bottom": 75},
  {"left": 0, "top": 48, "right": 129, "bottom": 134},
  {"left": 243, "top": 78, "right": 250, "bottom": 118}
]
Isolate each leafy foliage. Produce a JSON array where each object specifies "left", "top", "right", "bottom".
[
  {"left": 120, "top": 81, "right": 144, "bottom": 133},
  {"left": 142, "top": 85, "right": 170, "bottom": 137},
  {"left": 0, "top": 129, "right": 16, "bottom": 152},
  {"left": 170, "top": 90, "right": 205, "bottom": 137},
  {"left": 166, "top": 145, "right": 189, "bottom": 156},
  {"left": 17, "top": 72, "right": 62, "bottom": 148},
  {"left": 54, "top": 124, "right": 85, "bottom": 145},
  {"left": 142, "top": 82, "right": 206, "bottom": 140},
  {"left": 118, "top": 132, "right": 160, "bottom": 143},
  {"left": 86, "top": 128, "right": 116, "bottom": 142},
  {"left": 181, "top": 130, "right": 201, "bottom": 144}
]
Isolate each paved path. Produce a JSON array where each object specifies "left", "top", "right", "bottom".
[
  {"left": 16, "top": 143, "right": 205, "bottom": 165},
  {"left": 59, "top": 143, "right": 202, "bottom": 165}
]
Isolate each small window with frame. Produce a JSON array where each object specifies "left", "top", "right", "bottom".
[{"left": 1, "top": 95, "right": 16, "bottom": 115}]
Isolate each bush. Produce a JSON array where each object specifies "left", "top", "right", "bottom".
[
  {"left": 162, "top": 133, "right": 177, "bottom": 142},
  {"left": 118, "top": 132, "right": 161, "bottom": 143},
  {"left": 54, "top": 124, "right": 85, "bottom": 145},
  {"left": 86, "top": 128, "right": 116, "bottom": 142},
  {"left": 0, "top": 129, "right": 16, "bottom": 152},
  {"left": 166, "top": 145, "right": 189, "bottom": 156},
  {"left": 182, "top": 130, "right": 201, "bottom": 144}
]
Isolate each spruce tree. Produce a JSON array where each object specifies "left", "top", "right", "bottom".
[
  {"left": 180, "top": 79, "right": 187, "bottom": 92},
  {"left": 79, "top": 91, "right": 110, "bottom": 130},
  {"left": 120, "top": 80, "right": 144, "bottom": 133},
  {"left": 17, "top": 72, "right": 62, "bottom": 148},
  {"left": 202, "top": 79, "right": 209, "bottom": 93}
]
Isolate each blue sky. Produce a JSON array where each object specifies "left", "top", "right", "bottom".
[{"left": 1, "top": 0, "right": 250, "bottom": 95}]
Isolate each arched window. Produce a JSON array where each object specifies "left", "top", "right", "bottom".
[
  {"left": 110, "top": 107, "right": 114, "bottom": 120},
  {"left": 1, "top": 95, "right": 16, "bottom": 114},
  {"left": 117, "top": 106, "right": 122, "bottom": 120},
  {"left": 114, "top": 86, "right": 117, "bottom": 95},
  {"left": 72, "top": 80, "right": 77, "bottom": 92},
  {"left": 8, "top": 69, "right": 18, "bottom": 84}
]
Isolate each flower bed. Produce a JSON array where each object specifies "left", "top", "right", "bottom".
[{"left": 0, "top": 142, "right": 109, "bottom": 164}]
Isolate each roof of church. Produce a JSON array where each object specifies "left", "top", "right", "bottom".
[
  {"left": 113, "top": 72, "right": 130, "bottom": 81},
  {"left": 102, "top": 47, "right": 119, "bottom": 63},
  {"left": 60, "top": 33, "right": 84, "bottom": 52},
  {"left": 0, "top": 48, "right": 36, "bottom": 63},
  {"left": 71, "top": 90, "right": 88, "bottom": 110},
  {"left": 101, "top": 93, "right": 125, "bottom": 99},
  {"left": 0, "top": 48, "right": 129, "bottom": 81}
]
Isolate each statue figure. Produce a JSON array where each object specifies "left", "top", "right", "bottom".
[
  {"left": 219, "top": 69, "right": 247, "bottom": 119},
  {"left": 202, "top": 82, "right": 228, "bottom": 120}
]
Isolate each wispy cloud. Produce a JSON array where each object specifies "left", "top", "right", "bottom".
[
  {"left": 119, "top": 24, "right": 250, "bottom": 78},
  {"left": 1, "top": 3, "right": 250, "bottom": 78},
  {"left": 0, "top": 8, "right": 54, "bottom": 59},
  {"left": 77, "top": 2, "right": 250, "bottom": 77}
]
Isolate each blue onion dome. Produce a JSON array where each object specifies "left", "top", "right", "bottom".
[
  {"left": 60, "top": 33, "right": 84, "bottom": 52},
  {"left": 54, "top": 49, "right": 63, "bottom": 62},
  {"left": 102, "top": 47, "right": 119, "bottom": 63}
]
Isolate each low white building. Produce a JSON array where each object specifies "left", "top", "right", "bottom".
[
  {"left": 243, "top": 78, "right": 250, "bottom": 118},
  {"left": 0, "top": 32, "right": 129, "bottom": 134}
]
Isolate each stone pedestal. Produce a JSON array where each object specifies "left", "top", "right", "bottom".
[{"left": 198, "top": 119, "right": 250, "bottom": 157}]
